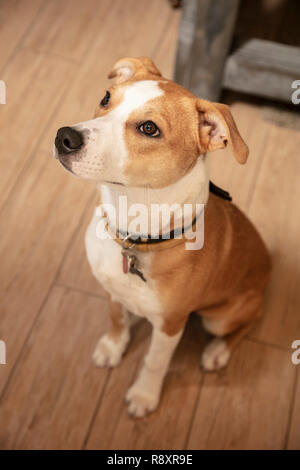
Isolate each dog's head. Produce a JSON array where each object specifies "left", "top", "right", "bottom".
[{"left": 54, "top": 57, "right": 248, "bottom": 188}]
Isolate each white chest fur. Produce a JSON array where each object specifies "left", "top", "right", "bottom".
[{"left": 85, "top": 206, "right": 163, "bottom": 325}]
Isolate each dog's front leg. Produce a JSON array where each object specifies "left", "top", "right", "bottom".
[
  {"left": 93, "top": 300, "right": 130, "bottom": 367},
  {"left": 126, "top": 321, "right": 185, "bottom": 418}
]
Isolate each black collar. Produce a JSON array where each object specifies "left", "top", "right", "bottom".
[
  {"left": 116, "top": 181, "right": 231, "bottom": 246},
  {"left": 118, "top": 213, "right": 200, "bottom": 245},
  {"left": 209, "top": 181, "right": 232, "bottom": 201}
]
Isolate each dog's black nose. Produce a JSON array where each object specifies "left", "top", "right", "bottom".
[{"left": 55, "top": 126, "right": 83, "bottom": 154}]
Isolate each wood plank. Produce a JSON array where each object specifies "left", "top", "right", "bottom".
[
  {"left": 174, "top": 0, "right": 240, "bottom": 100},
  {"left": 0, "top": 148, "right": 94, "bottom": 395},
  {"left": 0, "top": 0, "right": 45, "bottom": 70},
  {"left": 287, "top": 370, "right": 300, "bottom": 449},
  {"left": 0, "top": 287, "right": 110, "bottom": 449},
  {"left": 23, "top": 0, "right": 113, "bottom": 62},
  {"left": 85, "top": 315, "right": 206, "bottom": 450},
  {"left": 57, "top": 191, "right": 107, "bottom": 297},
  {"left": 188, "top": 339, "right": 295, "bottom": 449},
  {"left": 151, "top": 6, "right": 180, "bottom": 79},
  {"left": 223, "top": 39, "right": 300, "bottom": 103},
  {"left": 0, "top": 48, "right": 77, "bottom": 206},
  {"left": 248, "top": 125, "right": 300, "bottom": 348}
]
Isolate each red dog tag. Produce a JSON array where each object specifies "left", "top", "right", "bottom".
[{"left": 122, "top": 253, "right": 129, "bottom": 274}]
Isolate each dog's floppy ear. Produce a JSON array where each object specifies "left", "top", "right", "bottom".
[
  {"left": 108, "top": 57, "right": 162, "bottom": 84},
  {"left": 196, "top": 99, "right": 249, "bottom": 164}
]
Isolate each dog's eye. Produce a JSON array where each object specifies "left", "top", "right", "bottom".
[
  {"left": 100, "top": 91, "right": 110, "bottom": 107},
  {"left": 138, "top": 120, "right": 160, "bottom": 137}
]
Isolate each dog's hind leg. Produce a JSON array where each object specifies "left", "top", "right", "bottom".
[
  {"left": 200, "top": 291, "right": 263, "bottom": 371},
  {"left": 93, "top": 300, "right": 131, "bottom": 367}
]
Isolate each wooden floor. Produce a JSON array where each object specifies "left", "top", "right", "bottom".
[{"left": 0, "top": 0, "right": 299, "bottom": 450}]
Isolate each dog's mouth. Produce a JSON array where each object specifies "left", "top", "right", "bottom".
[
  {"left": 104, "top": 180, "right": 124, "bottom": 186},
  {"left": 58, "top": 156, "right": 74, "bottom": 174}
]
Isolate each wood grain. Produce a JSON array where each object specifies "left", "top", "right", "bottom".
[
  {"left": 0, "top": 48, "right": 77, "bottom": 206},
  {"left": 24, "top": 0, "right": 113, "bottom": 61},
  {"left": 0, "top": 0, "right": 44, "bottom": 70},
  {"left": 287, "top": 370, "right": 300, "bottom": 449},
  {"left": 57, "top": 191, "right": 107, "bottom": 297},
  {"left": 187, "top": 339, "right": 296, "bottom": 450},
  {"left": 0, "top": 287, "right": 110, "bottom": 449},
  {"left": 151, "top": 6, "right": 181, "bottom": 79},
  {"left": 0, "top": 149, "right": 94, "bottom": 395},
  {"left": 209, "top": 101, "right": 272, "bottom": 211},
  {"left": 248, "top": 126, "right": 300, "bottom": 348}
]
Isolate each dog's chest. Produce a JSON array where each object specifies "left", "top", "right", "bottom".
[{"left": 85, "top": 208, "right": 162, "bottom": 323}]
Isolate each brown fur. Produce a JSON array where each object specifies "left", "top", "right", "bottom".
[
  {"left": 153, "top": 194, "right": 271, "bottom": 347},
  {"left": 124, "top": 85, "right": 199, "bottom": 188},
  {"left": 107, "top": 300, "right": 127, "bottom": 342}
]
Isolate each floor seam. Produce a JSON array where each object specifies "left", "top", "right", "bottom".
[
  {"left": 0, "top": 63, "right": 79, "bottom": 217},
  {"left": 53, "top": 191, "right": 97, "bottom": 283},
  {"left": 81, "top": 369, "right": 112, "bottom": 450},
  {"left": 54, "top": 282, "right": 107, "bottom": 301},
  {"left": 283, "top": 367, "right": 299, "bottom": 450},
  {"left": 0, "top": 278, "right": 56, "bottom": 403},
  {"left": 183, "top": 372, "right": 206, "bottom": 449},
  {"left": 246, "top": 336, "right": 290, "bottom": 352},
  {"left": 246, "top": 124, "right": 272, "bottom": 213}
]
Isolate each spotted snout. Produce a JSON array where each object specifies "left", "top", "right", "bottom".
[{"left": 54, "top": 126, "right": 85, "bottom": 172}]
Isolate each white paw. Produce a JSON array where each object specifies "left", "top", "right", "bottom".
[
  {"left": 125, "top": 384, "right": 159, "bottom": 418},
  {"left": 92, "top": 333, "right": 128, "bottom": 368},
  {"left": 201, "top": 338, "right": 230, "bottom": 371}
]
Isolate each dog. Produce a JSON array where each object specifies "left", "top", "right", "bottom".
[{"left": 54, "top": 57, "right": 271, "bottom": 418}]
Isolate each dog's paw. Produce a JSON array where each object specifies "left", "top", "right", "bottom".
[
  {"left": 201, "top": 338, "right": 230, "bottom": 371},
  {"left": 125, "top": 384, "right": 159, "bottom": 418},
  {"left": 92, "top": 333, "right": 128, "bottom": 368}
]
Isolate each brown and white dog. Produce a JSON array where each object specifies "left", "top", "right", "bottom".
[{"left": 54, "top": 57, "right": 271, "bottom": 418}]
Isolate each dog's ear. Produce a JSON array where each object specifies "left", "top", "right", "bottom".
[
  {"left": 196, "top": 99, "right": 249, "bottom": 164},
  {"left": 108, "top": 57, "right": 162, "bottom": 84}
]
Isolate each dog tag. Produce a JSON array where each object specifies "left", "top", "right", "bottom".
[
  {"left": 121, "top": 249, "right": 146, "bottom": 282},
  {"left": 122, "top": 250, "right": 136, "bottom": 274},
  {"left": 122, "top": 253, "right": 129, "bottom": 274}
]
